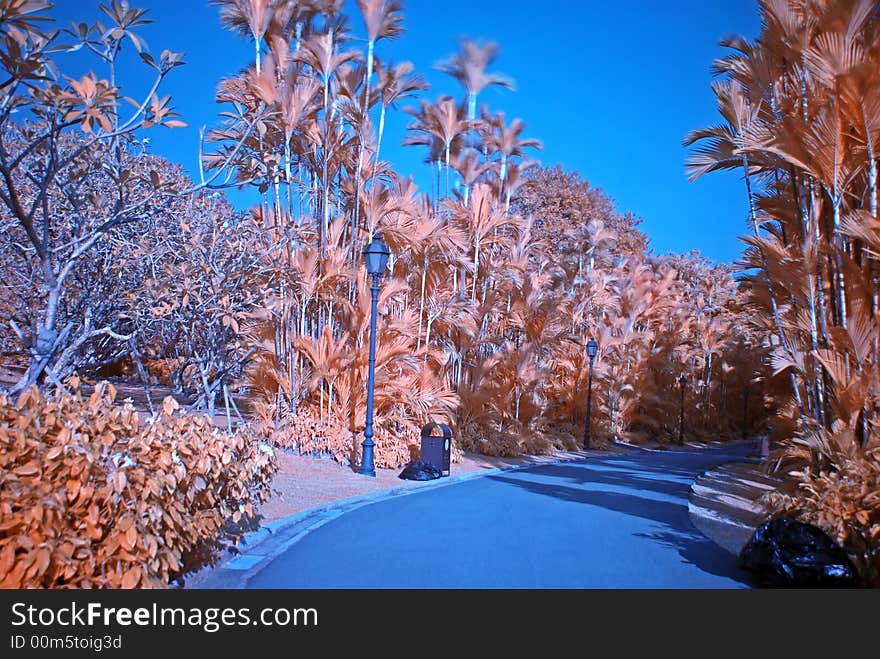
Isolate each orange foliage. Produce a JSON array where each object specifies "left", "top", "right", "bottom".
[
  {"left": 249, "top": 402, "right": 462, "bottom": 470},
  {"left": 0, "top": 380, "right": 276, "bottom": 588},
  {"left": 763, "top": 427, "right": 880, "bottom": 586},
  {"left": 689, "top": 0, "right": 880, "bottom": 580}
]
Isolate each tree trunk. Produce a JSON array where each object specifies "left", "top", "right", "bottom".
[
  {"left": 417, "top": 259, "right": 427, "bottom": 350},
  {"left": 467, "top": 90, "right": 477, "bottom": 148},
  {"left": 472, "top": 238, "right": 480, "bottom": 302},
  {"left": 444, "top": 142, "right": 451, "bottom": 199},
  {"left": 743, "top": 154, "right": 807, "bottom": 420}
]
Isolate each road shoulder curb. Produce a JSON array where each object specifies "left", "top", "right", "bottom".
[{"left": 687, "top": 459, "right": 782, "bottom": 556}]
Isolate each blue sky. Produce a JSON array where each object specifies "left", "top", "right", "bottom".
[{"left": 49, "top": 0, "right": 761, "bottom": 263}]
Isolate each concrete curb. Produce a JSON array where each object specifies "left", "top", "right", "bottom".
[
  {"left": 183, "top": 447, "right": 611, "bottom": 589},
  {"left": 687, "top": 459, "right": 783, "bottom": 556}
]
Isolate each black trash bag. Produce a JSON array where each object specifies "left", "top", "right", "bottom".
[
  {"left": 398, "top": 460, "right": 442, "bottom": 481},
  {"left": 739, "top": 517, "right": 859, "bottom": 587}
]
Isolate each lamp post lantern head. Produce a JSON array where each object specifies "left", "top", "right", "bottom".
[
  {"left": 363, "top": 235, "right": 390, "bottom": 276},
  {"left": 586, "top": 337, "right": 598, "bottom": 360},
  {"left": 678, "top": 373, "right": 686, "bottom": 386}
]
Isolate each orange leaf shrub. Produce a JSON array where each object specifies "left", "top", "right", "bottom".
[
  {"left": 0, "top": 380, "right": 276, "bottom": 588},
  {"left": 259, "top": 408, "right": 358, "bottom": 465},
  {"left": 458, "top": 422, "right": 585, "bottom": 457},
  {"left": 763, "top": 450, "right": 880, "bottom": 587},
  {"left": 252, "top": 404, "right": 462, "bottom": 469}
]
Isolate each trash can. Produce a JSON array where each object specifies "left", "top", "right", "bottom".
[{"left": 420, "top": 422, "right": 452, "bottom": 477}]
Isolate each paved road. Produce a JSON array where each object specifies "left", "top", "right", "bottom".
[{"left": 247, "top": 443, "right": 758, "bottom": 588}]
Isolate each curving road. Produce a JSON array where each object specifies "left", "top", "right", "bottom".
[{"left": 247, "top": 443, "right": 757, "bottom": 588}]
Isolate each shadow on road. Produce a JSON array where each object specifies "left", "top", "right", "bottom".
[{"left": 488, "top": 447, "right": 757, "bottom": 586}]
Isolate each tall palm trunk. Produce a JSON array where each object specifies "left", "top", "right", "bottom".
[
  {"left": 791, "top": 169, "right": 826, "bottom": 426},
  {"left": 743, "top": 154, "right": 808, "bottom": 420},
  {"left": 467, "top": 90, "right": 477, "bottom": 148},
  {"left": 864, "top": 106, "right": 878, "bottom": 221},
  {"left": 417, "top": 258, "right": 427, "bottom": 350},
  {"left": 374, "top": 103, "right": 387, "bottom": 178},
  {"left": 364, "top": 40, "right": 376, "bottom": 116},
  {"left": 424, "top": 315, "right": 433, "bottom": 352},
  {"left": 351, "top": 39, "right": 377, "bottom": 267},
  {"left": 320, "top": 33, "right": 334, "bottom": 253},
  {"left": 829, "top": 107, "right": 848, "bottom": 331},
  {"left": 472, "top": 237, "right": 480, "bottom": 302},
  {"left": 444, "top": 141, "right": 451, "bottom": 199},
  {"left": 863, "top": 107, "right": 879, "bottom": 387}
]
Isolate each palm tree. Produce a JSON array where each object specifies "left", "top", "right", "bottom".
[
  {"left": 296, "top": 325, "right": 352, "bottom": 419},
  {"left": 447, "top": 182, "right": 519, "bottom": 304},
  {"left": 406, "top": 202, "right": 468, "bottom": 350},
  {"left": 212, "top": 0, "right": 278, "bottom": 74},
  {"left": 356, "top": 0, "right": 404, "bottom": 112},
  {"left": 295, "top": 29, "right": 358, "bottom": 250},
  {"left": 342, "top": 2, "right": 404, "bottom": 274},
  {"left": 373, "top": 59, "right": 427, "bottom": 176},
  {"left": 685, "top": 77, "right": 810, "bottom": 422},
  {"left": 687, "top": 0, "right": 880, "bottom": 458},
  {"left": 436, "top": 38, "right": 514, "bottom": 146},
  {"left": 449, "top": 147, "right": 490, "bottom": 207},
  {"left": 480, "top": 109, "right": 542, "bottom": 189},
  {"left": 403, "top": 96, "right": 467, "bottom": 200}
]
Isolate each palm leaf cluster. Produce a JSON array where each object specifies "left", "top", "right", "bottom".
[{"left": 687, "top": 0, "right": 880, "bottom": 582}]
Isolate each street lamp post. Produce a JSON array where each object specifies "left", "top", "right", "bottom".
[
  {"left": 359, "top": 235, "right": 390, "bottom": 477},
  {"left": 583, "top": 337, "right": 598, "bottom": 450},
  {"left": 678, "top": 373, "right": 686, "bottom": 445}
]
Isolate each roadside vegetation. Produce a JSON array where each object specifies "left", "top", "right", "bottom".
[{"left": 687, "top": 0, "right": 880, "bottom": 585}]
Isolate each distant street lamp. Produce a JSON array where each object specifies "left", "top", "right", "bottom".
[
  {"left": 359, "top": 235, "right": 390, "bottom": 477},
  {"left": 678, "top": 373, "right": 686, "bottom": 445},
  {"left": 583, "top": 337, "right": 598, "bottom": 450}
]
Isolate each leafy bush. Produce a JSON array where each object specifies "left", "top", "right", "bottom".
[
  {"left": 0, "top": 379, "right": 276, "bottom": 588},
  {"left": 458, "top": 421, "right": 584, "bottom": 457},
  {"left": 252, "top": 403, "right": 462, "bottom": 469},
  {"left": 763, "top": 427, "right": 880, "bottom": 587}
]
